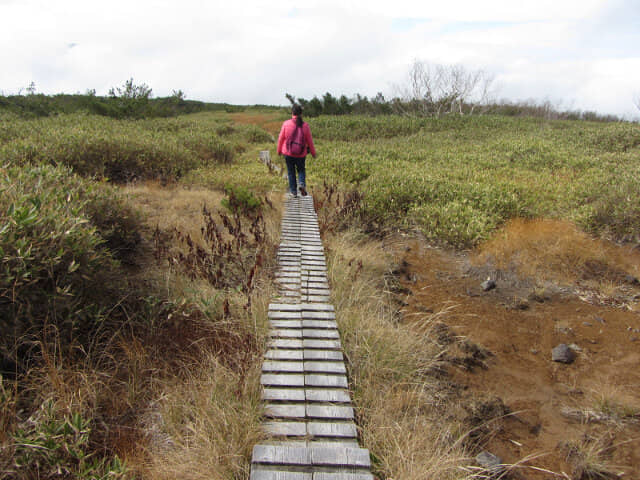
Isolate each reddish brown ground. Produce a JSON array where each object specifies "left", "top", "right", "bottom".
[{"left": 391, "top": 238, "right": 640, "bottom": 479}]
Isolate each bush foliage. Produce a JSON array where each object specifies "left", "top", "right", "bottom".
[{"left": 309, "top": 114, "right": 640, "bottom": 246}]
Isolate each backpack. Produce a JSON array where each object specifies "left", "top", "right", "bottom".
[{"left": 287, "top": 122, "right": 306, "bottom": 156}]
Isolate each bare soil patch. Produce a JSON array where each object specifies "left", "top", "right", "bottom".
[{"left": 385, "top": 232, "right": 640, "bottom": 479}]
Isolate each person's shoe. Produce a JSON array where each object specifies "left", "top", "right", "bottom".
[{"left": 299, "top": 186, "right": 307, "bottom": 196}]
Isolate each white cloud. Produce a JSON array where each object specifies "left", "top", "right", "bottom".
[{"left": 0, "top": 0, "right": 638, "bottom": 117}]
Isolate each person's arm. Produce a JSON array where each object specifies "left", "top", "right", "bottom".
[
  {"left": 304, "top": 124, "right": 316, "bottom": 158},
  {"left": 277, "top": 123, "right": 286, "bottom": 155}
]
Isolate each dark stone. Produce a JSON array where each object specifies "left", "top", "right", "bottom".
[
  {"left": 552, "top": 344, "right": 575, "bottom": 364},
  {"left": 481, "top": 279, "right": 496, "bottom": 291}
]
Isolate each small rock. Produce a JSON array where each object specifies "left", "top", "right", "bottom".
[
  {"left": 595, "top": 316, "right": 606, "bottom": 324},
  {"left": 476, "top": 451, "right": 503, "bottom": 473},
  {"left": 552, "top": 344, "right": 576, "bottom": 364},
  {"left": 530, "top": 348, "right": 539, "bottom": 355},
  {"left": 568, "top": 343, "right": 582, "bottom": 352},
  {"left": 481, "top": 279, "right": 496, "bottom": 291},
  {"left": 625, "top": 274, "right": 639, "bottom": 285},
  {"left": 631, "top": 337, "right": 638, "bottom": 342},
  {"left": 583, "top": 322, "right": 593, "bottom": 327}
]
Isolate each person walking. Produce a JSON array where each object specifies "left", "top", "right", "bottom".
[{"left": 277, "top": 104, "right": 316, "bottom": 197}]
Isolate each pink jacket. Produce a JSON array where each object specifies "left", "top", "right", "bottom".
[{"left": 277, "top": 117, "right": 316, "bottom": 158}]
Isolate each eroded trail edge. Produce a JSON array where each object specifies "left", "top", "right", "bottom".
[{"left": 249, "top": 195, "right": 373, "bottom": 480}]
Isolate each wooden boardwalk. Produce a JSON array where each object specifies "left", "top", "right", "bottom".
[{"left": 250, "top": 195, "right": 373, "bottom": 480}]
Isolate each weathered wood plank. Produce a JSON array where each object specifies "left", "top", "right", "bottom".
[
  {"left": 303, "top": 350, "right": 343, "bottom": 361},
  {"left": 265, "top": 350, "right": 304, "bottom": 361},
  {"left": 301, "top": 303, "right": 334, "bottom": 312},
  {"left": 261, "top": 374, "right": 305, "bottom": 387},
  {"left": 304, "top": 361, "right": 346, "bottom": 374},
  {"left": 307, "top": 422, "right": 357, "bottom": 438},
  {"left": 269, "top": 303, "right": 303, "bottom": 311},
  {"left": 301, "top": 311, "right": 336, "bottom": 320},
  {"left": 270, "top": 329, "right": 303, "bottom": 339},
  {"left": 269, "top": 339, "right": 303, "bottom": 349},
  {"left": 312, "top": 473, "right": 373, "bottom": 480},
  {"left": 268, "top": 311, "right": 302, "bottom": 319},
  {"left": 306, "top": 405, "right": 354, "bottom": 420},
  {"left": 305, "top": 374, "right": 348, "bottom": 389},
  {"left": 310, "top": 447, "right": 371, "bottom": 468},
  {"left": 265, "top": 404, "right": 306, "bottom": 419},
  {"left": 303, "top": 339, "right": 341, "bottom": 350},
  {"left": 262, "top": 361, "right": 304, "bottom": 373},
  {"left": 250, "top": 469, "right": 311, "bottom": 480},
  {"left": 262, "top": 388, "right": 305, "bottom": 402},
  {"left": 301, "top": 320, "right": 338, "bottom": 329},
  {"left": 305, "top": 389, "right": 351, "bottom": 403},
  {"left": 302, "top": 329, "right": 339, "bottom": 339},
  {"left": 252, "top": 445, "right": 310, "bottom": 465},
  {"left": 264, "top": 421, "right": 307, "bottom": 437}
]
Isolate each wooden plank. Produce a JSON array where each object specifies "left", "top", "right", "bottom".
[
  {"left": 304, "top": 295, "right": 331, "bottom": 303},
  {"left": 307, "top": 422, "right": 357, "bottom": 438},
  {"left": 301, "top": 311, "right": 336, "bottom": 320},
  {"left": 265, "top": 350, "right": 304, "bottom": 361},
  {"left": 310, "top": 447, "right": 370, "bottom": 468},
  {"left": 303, "top": 288, "right": 331, "bottom": 296},
  {"left": 304, "top": 350, "right": 343, "bottom": 361},
  {"left": 302, "top": 320, "right": 338, "bottom": 329},
  {"left": 303, "top": 339, "right": 341, "bottom": 350},
  {"left": 269, "top": 339, "right": 303, "bottom": 349},
  {"left": 264, "top": 421, "right": 307, "bottom": 437},
  {"left": 252, "top": 445, "right": 310, "bottom": 465},
  {"left": 302, "top": 329, "right": 340, "bottom": 339},
  {"left": 270, "top": 329, "right": 303, "bottom": 339},
  {"left": 304, "top": 361, "right": 346, "bottom": 374},
  {"left": 269, "top": 303, "right": 303, "bottom": 311},
  {"left": 312, "top": 473, "right": 373, "bottom": 480},
  {"left": 306, "top": 405, "right": 354, "bottom": 420},
  {"left": 262, "top": 388, "right": 305, "bottom": 402},
  {"left": 305, "top": 374, "right": 348, "bottom": 389},
  {"left": 269, "top": 320, "right": 302, "bottom": 329},
  {"left": 261, "top": 374, "right": 305, "bottom": 387},
  {"left": 250, "top": 469, "right": 311, "bottom": 480},
  {"left": 262, "top": 361, "right": 304, "bottom": 373},
  {"left": 275, "top": 272, "right": 301, "bottom": 278},
  {"left": 265, "top": 404, "right": 306, "bottom": 419},
  {"left": 268, "top": 311, "right": 302, "bottom": 319},
  {"left": 301, "top": 303, "right": 334, "bottom": 312},
  {"left": 305, "top": 389, "right": 351, "bottom": 403}
]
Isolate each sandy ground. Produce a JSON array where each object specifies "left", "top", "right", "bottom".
[{"left": 388, "top": 236, "right": 640, "bottom": 479}]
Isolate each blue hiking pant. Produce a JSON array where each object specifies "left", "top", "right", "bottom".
[{"left": 285, "top": 155, "right": 306, "bottom": 195}]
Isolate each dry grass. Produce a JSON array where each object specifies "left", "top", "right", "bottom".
[
  {"left": 229, "top": 111, "right": 287, "bottom": 137},
  {"left": 325, "top": 231, "right": 475, "bottom": 479},
  {"left": 474, "top": 218, "right": 640, "bottom": 290},
  {"left": 1, "top": 180, "right": 280, "bottom": 480}
]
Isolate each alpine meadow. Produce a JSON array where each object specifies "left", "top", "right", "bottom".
[{"left": 1, "top": 90, "right": 640, "bottom": 480}]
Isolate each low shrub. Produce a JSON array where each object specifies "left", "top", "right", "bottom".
[{"left": 0, "top": 164, "right": 142, "bottom": 370}]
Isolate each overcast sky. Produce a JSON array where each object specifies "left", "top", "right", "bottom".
[{"left": 1, "top": 0, "right": 639, "bottom": 118}]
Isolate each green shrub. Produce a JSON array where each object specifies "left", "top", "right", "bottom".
[
  {"left": 221, "top": 185, "right": 262, "bottom": 216},
  {"left": 0, "top": 164, "right": 141, "bottom": 365},
  {"left": 12, "top": 400, "right": 128, "bottom": 479}
]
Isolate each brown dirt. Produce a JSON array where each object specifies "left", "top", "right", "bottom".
[{"left": 387, "top": 235, "right": 640, "bottom": 479}]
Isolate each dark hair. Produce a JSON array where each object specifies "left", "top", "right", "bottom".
[{"left": 292, "top": 104, "right": 303, "bottom": 127}]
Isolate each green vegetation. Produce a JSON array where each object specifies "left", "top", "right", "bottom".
[
  {"left": 2, "top": 97, "right": 639, "bottom": 478},
  {"left": 0, "top": 111, "right": 275, "bottom": 182},
  {"left": 307, "top": 115, "right": 640, "bottom": 246},
  {"left": 0, "top": 106, "right": 278, "bottom": 479}
]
